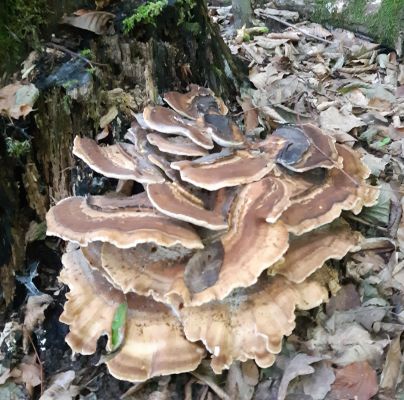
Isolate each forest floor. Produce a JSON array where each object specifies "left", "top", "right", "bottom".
[{"left": 0, "top": 3, "right": 403, "bottom": 400}]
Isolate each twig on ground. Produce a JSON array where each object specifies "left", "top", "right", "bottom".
[{"left": 46, "top": 42, "right": 108, "bottom": 68}]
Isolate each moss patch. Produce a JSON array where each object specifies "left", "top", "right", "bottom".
[
  {"left": 0, "top": 0, "right": 49, "bottom": 73},
  {"left": 123, "top": 0, "right": 197, "bottom": 33},
  {"left": 314, "top": 0, "right": 402, "bottom": 49},
  {"left": 123, "top": 0, "right": 169, "bottom": 31}
]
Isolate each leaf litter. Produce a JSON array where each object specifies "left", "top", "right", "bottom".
[{"left": 0, "top": 1, "right": 403, "bottom": 399}]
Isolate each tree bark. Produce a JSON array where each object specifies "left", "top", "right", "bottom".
[
  {"left": 0, "top": 0, "right": 246, "bottom": 308},
  {"left": 232, "top": 0, "right": 253, "bottom": 29}
]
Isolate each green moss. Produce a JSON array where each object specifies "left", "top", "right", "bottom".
[
  {"left": 5, "top": 138, "right": 31, "bottom": 159},
  {"left": 123, "top": 0, "right": 197, "bottom": 33},
  {"left": 314, "top": 0, "right": 402, "bottom": 49},
  {"left": 79, "top": 48, "right": 93, "bottom": 59},
  {"left": 0, "top": 0, "right": 48, "bottom": 73},
  {"left": 123, "top": 0, "right": 169, "bottom": 32}
]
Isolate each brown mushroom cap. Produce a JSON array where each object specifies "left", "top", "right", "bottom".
[
  {"left": 281, "top": 144, "right": 379, "bottom": 235},
  {"left": 164, "top": 84, "right": 228, "bottom": 120},
  {"left": 143, "top": 106, "right": 214, "bottom": 149},
  {"left": 100, "top": 242, "right": 189, "bottom": 304},
  {"left": 271, "top": 222, "right": 362, "bottom": 283},
  {"left": 147, "top": 153, "right": 180, "bottom": 182},
  {"left": 272, "top": 124, "right": 341, "bottom": 172},
  {"left": 46, "top": 195, "right": 203, "bottom": 249},
  {"left": 179, "top": 178, "right": 290, "bottom": 306},
  {"left": 146, "top": 182, "right": 228, "bottom": 230},
  {"left": 295, "top": 124, "right": 342, "bottom": 171},
  {"left": 146, "top": 133, "right": 208, "bottom": 156},
  {"left": 254, "top": 176, "right": 291, "bottom": 223},
  {"left": 98, "top": 179, "right": 289, "bottom": 307},
  {"left": 73, "top": 136, "right": 165, "bottom": 183},
  {"left": 171, "top": 150, "right": 275, "bottom": 191},
  {"left": 124, "top": 120, "right": 150, "bottom": 154},
  {"left": 180, "top": 275, "right": 328, "bottom": 373},
  {"left": 202, "top": 114, "right": 245, "bottom": 147},
  {"left": 60, "top": 249, "right": 205, "bottom": 381},
  {"left": 124, "top": 121, "right": 182, "bottom": 181}
]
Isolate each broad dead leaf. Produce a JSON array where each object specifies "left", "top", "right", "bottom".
[{"left": 329, "top": 361, "right": 378, "bottom": 400}]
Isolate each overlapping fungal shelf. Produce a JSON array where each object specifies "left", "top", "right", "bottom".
[{"left": 46, "top": 84, "right": 379, "bottom": 381}]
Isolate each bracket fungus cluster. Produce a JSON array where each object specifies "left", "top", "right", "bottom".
[{"left": 46, "top": 84, "right": 379, "bottom": 381}]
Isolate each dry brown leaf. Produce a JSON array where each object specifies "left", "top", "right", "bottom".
[
  {"left": 277, "top": 354, "right": 324, "bottom": 400},
  {"left": 267, "top": 32, "right": 300, "bottom": 41},
  {"left": 300, "top": 23, "right": 332, "bottom": 39},
  {"left": 241, "top": 360, "right": 259, "bottom": 386},
  {"left": 301, "top": 360, "right": 335, "bottom": 400},
  {"left": 23, "top": 294, "right": 53, "bottom": 351},
  {"left": 0, "top": 83, "right": 39, "bottom": 119},
  {"left": 99, "top": 105, "right": 118, "bottom": 128},
  {"left": 237, "top": 96, "right": 259, "bottom": 133},
  {"left": 330, "top": 361, "right": 378, "bottom": 400},
  {"left": 326, "top": 283, "right": 361, "bottom": 316},
  {"left": 396, "top": 197, "right": 404, "bottom": 250},
  {"left": 60, "top": 11, "right": 115, "bottom": 35},
  {"left": 39, "top": 371, "right": 79, "bottom": 400},
  {"left": 319, "top": 106, "right": 365, "bottom": 133},
  {"left": 307, "top": 322, "right": 388, "bottom": 367},
  {"left": 13, "top": 355, "right": 42, "bottom": 397},
  {"left": 254, "top": 37, "right": 289, "bottom": 50},
  {"left": 225, "top": 362, "right": 255, "bottom": 400}
]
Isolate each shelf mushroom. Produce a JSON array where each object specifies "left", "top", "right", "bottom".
[{"left": 46, "top": 85, "right": 379, "bottom": 382}]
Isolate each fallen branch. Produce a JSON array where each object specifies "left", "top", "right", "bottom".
[{"left": 256, "top": 12, "right": 335, "bottom": 45}]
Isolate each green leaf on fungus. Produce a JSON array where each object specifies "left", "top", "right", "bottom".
[{"left": 111, "top": 302, "right": 127, "bottom": 351}]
